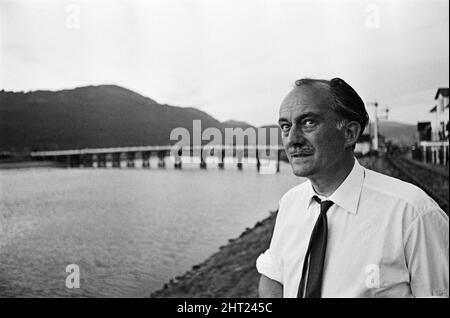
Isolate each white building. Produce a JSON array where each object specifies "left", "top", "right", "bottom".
[
  {"left": 430, "top": 88, "right": 449, "bottom": 141},
  {"left": 419, "top": 88, "right": 449, "bottom": 165}
]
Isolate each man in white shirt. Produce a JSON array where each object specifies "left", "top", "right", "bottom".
[{"left": 256, "top": 77, "right": 449, "bottom": 298}]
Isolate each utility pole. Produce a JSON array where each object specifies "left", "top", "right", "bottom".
[{"left": 367, "top": 101, "right": 389, "bottom": 151}]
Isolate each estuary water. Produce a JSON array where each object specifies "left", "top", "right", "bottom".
[{"left": 0, "top": 159, "right": 303, "bottom": 297}]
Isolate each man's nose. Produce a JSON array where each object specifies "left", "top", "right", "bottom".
[{"left": 286, "top": 124, "right": 306, "bottom": 145}]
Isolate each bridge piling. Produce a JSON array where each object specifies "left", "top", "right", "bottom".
[
  {"left": 81, "top": 154, "right": 93, "bottom": 168},
  {"left": 174, "top": 148, "right": 182, "bottom": 169},
  {"left": 276, "top": 149, "right": 280, "bottom": 173},
  {"left": 97, "top": 153, "right": 107, "bottom": 168},
  {"left": 157, "top": 151, "right": 166, "bottom": 168},
  {"left": 237, "top": 149, "right": 243, "bottom": 170},
  {"left": 142, "top": 151, "right": 151, "bottom": 168},
  {"left": 126, "top": 152, "right": 135, "bottom": 168},
  {"left": 69, "top": 154, "right": 80, "bottom": 167},
  {"left": 112, "top": 153, "right": 121, "bottom": 168},
  {"left": 256, "top": 147, "right": 260, "bottom": 172},
  {"left": 218, "top": 148, "right": 225, "bottom": 169},
  {"left": 200, "top": 147, "right": 207, "bottom": 169},
  {"left": 55, "top": 155, "right": 68, "bottom": 166}
]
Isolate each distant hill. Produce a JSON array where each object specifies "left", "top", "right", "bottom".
[
  {"left": 0, "top": 85, "right": 224, "bottom": 152},
  {"left": 378, "top": 121, "right": 417, "bottom": 146},
  {"left": 0, "top": 85, "right": 418, "bottom": 153},
  {"left": 222, "top": 120, "right": 255, "bottom": 130}
]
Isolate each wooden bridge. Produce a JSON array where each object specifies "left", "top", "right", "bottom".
[{"left": 30, "top": 145, "right": 286, "bottom": 172}]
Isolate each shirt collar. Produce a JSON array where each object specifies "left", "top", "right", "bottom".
[{"left": 305, "top": 159, "right": 365, "bottom": 215}]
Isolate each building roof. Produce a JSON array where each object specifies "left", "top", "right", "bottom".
[
  {"left": 435, "top": 88, "right": 449, "bottom": 100},
  {"left": 430, "top": 103, "right": 449, "bottom": 112}
]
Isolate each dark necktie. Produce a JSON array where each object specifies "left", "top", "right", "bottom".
[{"left": 297, "top": 196, "right": 334, "bottom": 298}]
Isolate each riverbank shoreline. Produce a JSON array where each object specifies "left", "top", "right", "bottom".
[
  {"left": 150, "top": 211, "right": 277, "bottom": 298},
  {"left": 0, "top": 160, "right": 65, "bottom": 170}
]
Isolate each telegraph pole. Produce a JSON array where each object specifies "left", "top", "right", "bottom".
[
  {"left": 367, "top": 101, "right": 389, "bottom": 151},
  {"left": 374, "top": 102, "right": 379, "bottom": 151}
]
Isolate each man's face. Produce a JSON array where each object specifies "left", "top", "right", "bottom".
[{"left": 278, "top": 84, "right": 347, "bottom": 178}]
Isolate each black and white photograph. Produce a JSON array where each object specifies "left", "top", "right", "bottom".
[{"left": 0, "top": 0, "right": 448, "bottom": 302}]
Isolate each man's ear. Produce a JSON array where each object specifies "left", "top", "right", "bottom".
[{"left": 344, "top": 121, "right": 361, "bottom": 148}]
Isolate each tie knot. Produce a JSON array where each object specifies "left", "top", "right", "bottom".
[{"left": 313, "top": 196, "right": 334, "bottom": 214}]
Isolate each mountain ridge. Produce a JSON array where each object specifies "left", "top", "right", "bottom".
[
  {"left": 0, "top": 85, "right": 222, "bottom": 152},
  {"left": 0, "top": 85, "right": 418, "bottom": 152}
]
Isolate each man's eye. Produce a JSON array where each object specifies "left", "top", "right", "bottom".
[
  {"left": 280, "top": 123, "right": 291, "bottom": 132},
  {"left": 303, "top": 119, "right": 316, "bottom": 127}
]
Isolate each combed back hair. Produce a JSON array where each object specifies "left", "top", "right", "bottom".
[{"left": 294, "top": 77, "right": 369, "bottom": 138}]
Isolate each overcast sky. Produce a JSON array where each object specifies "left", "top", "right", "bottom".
[{"left": 1, "top": 0, "right": 448, "bottom": 126}]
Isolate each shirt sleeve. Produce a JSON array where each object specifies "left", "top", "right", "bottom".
[
  {"left": 404, "top": 207, "right": 449, "bottom": 297},
  {"left": 256, "top": 249, "right": 283, "bottom": 284},
  {"left": 256, "top": 199, "right": 285, "bottom": 285}
]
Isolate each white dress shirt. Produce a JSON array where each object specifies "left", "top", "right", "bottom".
[{"left": 256, "top": 159, "right": 449, "bottom": 297}]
